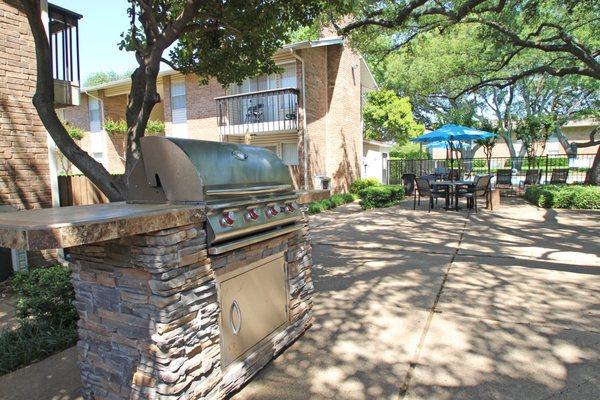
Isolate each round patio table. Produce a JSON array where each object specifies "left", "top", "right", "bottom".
[{"left": 431, "top": 180, "right": 473, "bottom": 211}]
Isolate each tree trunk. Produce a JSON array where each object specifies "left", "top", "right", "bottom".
[
  {"left": 19, "top": 0, "right": 126, "bottom": 201},
  {"left": 586, "top": 146, "right": 600, "bottom": 185}
]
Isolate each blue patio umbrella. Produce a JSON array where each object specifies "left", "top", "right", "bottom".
[
  {"left": 412, "top": 124, "right": 495, "bottom": 144},
  {"left": 412, "top": 124, "right": 495, "bottom": 180}
]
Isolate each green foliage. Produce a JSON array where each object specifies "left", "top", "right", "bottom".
[
  {"left": 1, "top": 265, "right": 78, "bottom": 375},
  {"left": 84, "top": 70, "right": 133, "bottom": 88},
  {"left": 0, "top": 321, "right": 77, "bottom": 375},
  {"left": 349, "top": 177, "right": 381, "bottom": 194},
  {"left": 515, "top": 115, "right": 554, "bottom": 162},
  {"left": 363, "top": 90, "right": 424, "bottom": 143},
  {"left": 159, "top": 1, "right": 324, "bottom": 87},
  {"left": 62, "top": 121, "right": 85, "bottom": 140},
  {"left": 524, "top": 185, "right": 600, "bottom": 209},
  {"left": 288, "top": 23, "right": 321, "bottom": 43},
  {"left": 307, "top": 202, "right": 324, "bottom": 215},
  {"left": 103, "top": 118, "right": 164, "bottom": 136},
  {"left": 329, "top": 194, "right": 346, "bottom": 207},
  {"left": 358, "top": 185, "right": 405, "bottom": 210},
  {"left": 145, "top": 120, "right": 166, "bottom": 136},
  {"left": 103, "top": 118, "right": 127, "bottom": 134},
  {"left": 390, "top": 142, "right": 430, "bottom": 160},
  {"left": 342, "top": 193, "right": 358, "bottom": 203},
  {"left": 11, "top": 266, "right": 77, "bottom": 327},
  {"left": 306, "top": 192, "right": 356, "bottom": 215}
]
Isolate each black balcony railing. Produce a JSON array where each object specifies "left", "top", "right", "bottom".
[
  {"left": 216, "top": 88, "right": 299, "bottom": 136},
  {"left": 389, "top": 154, "right": 597, "bottom": 185},
  {"left": 49, "top": 3, "right": 82, "bottom": 84}
]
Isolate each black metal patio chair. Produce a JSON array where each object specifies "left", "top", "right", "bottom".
[
  {"left": 401, "top": 173, "right": 416, "bottom": 196},
  {"left": 550, "top": 168, "right": 569, "bottom": 184},
  {"left": 520, "top": 169, "right": 542, "bottom": 191},
  {"left": 458, "top": 175, "right": 492, "bottom": 213},
  {"left": 414, "top": 178, "right": 447, "bottom": 212},
  {"left": 495, "top": 169, "right": 513, "bottom": 195}
]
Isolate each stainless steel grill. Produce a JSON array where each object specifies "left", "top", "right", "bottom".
[{"left": 127, "top": 136, "right": 303, "bottom": 254}]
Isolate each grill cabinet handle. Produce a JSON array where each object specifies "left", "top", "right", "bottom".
[{"left": 230, "top": 300, "right": 242, "bottom": 335}]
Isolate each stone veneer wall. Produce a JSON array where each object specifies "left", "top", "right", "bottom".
[{"left": 69, "top": 212, "right": 313, "bottom": 399}]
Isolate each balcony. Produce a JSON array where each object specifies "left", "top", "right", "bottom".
[
  {"left": 49, "top": 3, "right": 82, "bottom": 108},
  {"left": 216, "top": 88, "right": 299, "bottom": 136}
]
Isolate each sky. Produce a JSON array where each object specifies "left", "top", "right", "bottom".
[{"left": 51, "top": 0, "right": 140, "bottom": 83}]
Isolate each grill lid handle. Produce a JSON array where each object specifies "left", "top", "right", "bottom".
[{"left": 206, "top": 184, "right": 292, "bottom": 196}]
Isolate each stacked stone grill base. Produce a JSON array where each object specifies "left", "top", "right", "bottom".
[{"left": 69, "top": 214, "right": 313, "bottom": 399}]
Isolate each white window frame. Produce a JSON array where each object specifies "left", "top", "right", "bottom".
[
  {"left": 88, "top": 97, "right": 103, "bottom": 132},
  {"left": 280, "top": 141, "right": 300, "bottom": 166}
]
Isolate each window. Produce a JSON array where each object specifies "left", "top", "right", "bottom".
[
  {"left": 88, "top": 97, "right": 102, "bottom": 132},
  {"left": 281, "top": 142, "right": 299, "bottom": 165},
  {"left": 170, "top": 78, "right": 187, "bottom": 123}
]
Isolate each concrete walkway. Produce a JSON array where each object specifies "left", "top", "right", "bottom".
[{"left": 1, "top": 198, "right": 598, "bottom": 400}]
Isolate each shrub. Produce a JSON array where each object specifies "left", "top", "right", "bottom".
[
  {"left": 342, "top": 193, "right": 357, "bottom": 203},
  {"left": 358, "top": 185, "right": 405, "bottom": 210},
  {"left": 306, "top": 192, "right": 357, "bottom": 215},
  {"left": 12, "top": 265, "right": 77, "bottom": 328},
  {"left": 1, "top": 265, "right": 78, "bottom": 375},
  {"left": 524, "top": 185, "right": 600, "bottom": 209},
  {"left": 329, "top": 194, "right": 346, "bottom": 207},
  {"left": 104, "top": 118, "right": 165, "bottom": 136},
  {"left": 62, "top": 121, "right": 85, "bottom": 140},
  {"left": 318, "top": 199, "right": 335, "bottom": 210},
  {"left": 307, "top": 202, "right": 323, "bottom": 215},
  {"left": 472, "top": 159, "right": 487, "bottom": 169},
  {"left": 349, "top": 178, "right": 381, "bottom": 194}
]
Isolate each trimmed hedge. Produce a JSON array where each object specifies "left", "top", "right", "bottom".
[
  {"left": 349, "top": 178, "right": 381, "bottom": 194},
  {"left": 358, "top": 185, "right": 405, "bottom": 210},
  {"left": 307, "top": 192, "right": 357, "bottom": 215},
  {"left": 524, "top": 184, "right": 600, "bottom": 209}
]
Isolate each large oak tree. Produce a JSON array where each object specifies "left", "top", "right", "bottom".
[{"left": 15, "top": 0, "right": 323, "bottom": 200}]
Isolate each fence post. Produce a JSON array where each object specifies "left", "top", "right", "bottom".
[{"left": 545, "top": 155, "right": 549, "bottom": 184}]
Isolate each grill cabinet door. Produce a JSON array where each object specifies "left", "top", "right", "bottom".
[{"left": 219, "top": 253, "right": 287, "bottom": 367}]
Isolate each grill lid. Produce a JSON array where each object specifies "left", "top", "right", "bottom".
[{"left": 127, "top": 137, "right": 295, "bottom": 204}]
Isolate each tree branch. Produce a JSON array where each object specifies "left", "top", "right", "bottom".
[{"left": 17, "top": 0, "right": 125, "bottom": 200}]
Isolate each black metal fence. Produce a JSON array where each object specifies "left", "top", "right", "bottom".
[{"left": 389, "top": 154, "right": 596, "bottom": 185}]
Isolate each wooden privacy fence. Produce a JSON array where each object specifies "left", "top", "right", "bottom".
[{"left": 58, "top": 175, "right": 122, "bottom": 206}]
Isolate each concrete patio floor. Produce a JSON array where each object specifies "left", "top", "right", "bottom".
[{"left": 0, "top": 198, "right": 598, "bottom": 400}]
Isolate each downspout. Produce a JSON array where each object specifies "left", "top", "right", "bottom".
[{"left": 291, "top": 49, "right": 309, "bottom": 190}]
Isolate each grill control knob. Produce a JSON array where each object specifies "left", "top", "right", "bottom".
[
  {"left": 219, "top": 211, "right": 235, "bottom": 227},
  {"left": 284, "top": 203, "right": 295, "bottom": 213},
  {"left": 245, "top": 208, "right": 260, "bottom": 221},
  {"left": 266, "top": 205, "right": 279, "bottom": 218}
]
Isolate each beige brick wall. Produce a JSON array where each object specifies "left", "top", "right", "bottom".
[
  {"left": 0, "top": 2, "right": 52, "bottom": 210},
  {"left": 325, "top": 44, "right": 362, "bottom": 192},
  {"left": 163, "top": 74, "right": 225, "bottom": 141},
  {"left": 299, "top": 47, "right": 328, "bottom": 190}
]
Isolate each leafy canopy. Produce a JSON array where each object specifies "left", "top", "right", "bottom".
[
  {"left": 161, "top": 1, "right": 324, "bottom": 86},
  {"left": 84, "top": 70, "right": 134, "bottom": 88},
  {"left": 363, "top": 90, "right": 424, "bottom": 143}
]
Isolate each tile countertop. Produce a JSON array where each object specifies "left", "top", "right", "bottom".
[{"left": 0, "top": 202, "right": 205, "bottom": 251}]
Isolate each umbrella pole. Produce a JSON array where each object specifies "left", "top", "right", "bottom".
[
  {"left": 419, "top": 143, "right": 423, "bottom": 176},
  {"left": 450, "top": 140, "right": 454, "bottom": 182}
]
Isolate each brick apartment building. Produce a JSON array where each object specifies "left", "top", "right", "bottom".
[
  {"left": 63, "top": 37, "right": 389, "bottom": 192},
  {"left": 0, "top": 1, "right": 81, "bottom": 270}
]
